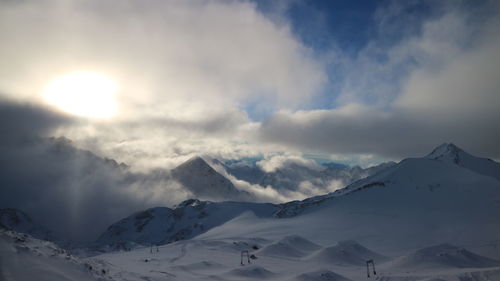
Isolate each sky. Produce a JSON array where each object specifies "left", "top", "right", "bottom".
[
  {"left": 1, "top": 0, "right": 499, "bottom": 169},
  {"left": 1, "top": 0, "right": 500, "bottom": 240}
]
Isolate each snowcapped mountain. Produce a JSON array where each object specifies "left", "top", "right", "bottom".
[
  {"left": 95, "top": 143, "right": 500, "bottom": 259},
  {"left": 95, "top": 199, "right": 277, "bottom": 249},
  {"left": 0, "top": 208, "right": 54, "bottom": 241},
  {"left": 276, "top": 143, "right": 500, "bottom": 217},
  {"left": 426, "top": 142, "right": 500, "bottom": 181},
  {"left": 171, "top": 157, "right": 252, "bottom": 201},
  {"left": 196, "top": 143, "right": 500, "bottom": 259}
]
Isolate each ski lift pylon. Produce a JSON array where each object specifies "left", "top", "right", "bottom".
[
  {"left": 241, "top": 250, "right": 251, "bottom": 265},
  {"left": 366, "top": 259, "right": 376, "bottom": 278}
]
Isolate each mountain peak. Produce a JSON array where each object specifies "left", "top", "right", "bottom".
[
  {"left": 426, "top": 143, "right": 464, "bottom": 164},
  {"left": 177, "top": 156, "right": 210, "bottom": 169},
  {"left": 422, "top": 142, "right": 500, "bottom": 180},
  {"left": 172, "top": 156, "right": 251, "bottom": 201},
  {"left": 176, "top": 198, "right": 203, "bottom": 208}
]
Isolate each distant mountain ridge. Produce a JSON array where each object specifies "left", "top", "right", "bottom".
[
  {"left": 95, "top": 199, "right": 277, "bottom": 249},
  {"left": 95, "top": 143, "right": 500, "bottom": 254},
  {"left": 219, "top": 157, "right": 396, "bottom": 195},
  {"left": 170, "top": 155, "right": 396, "bottom": 202},
  {"left": 193, "top": 143, "right": 500, "bottom": 259},
  {"left": 275, "top": 142, "right": 500, "bottom": 217}
]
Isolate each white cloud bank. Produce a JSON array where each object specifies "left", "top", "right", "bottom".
[
  {"left": 0, "top": 0, "right": 326, "bottom": 169},
  {"left": 257, "top": 154, "right": 325, "bottom": 173}
]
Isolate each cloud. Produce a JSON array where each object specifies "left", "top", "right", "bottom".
[
  {"left": 258, "top": 1, "right": 500, "bottom": 159},
  {"left": 0, "top": 0, "right": 325, "bottom": 113},
  {"left": 0, "top": 138, "right": 193, "bottom": 241},
  {"left": 296, "top": 178, "right": 344, "bottom": 198},
  {"left": 258, "top": 104, "right": 411, "bottom": 156},
  {"left": 2, "top": 0, "right": 498, "bottom": 168},
  {"left": 207, "top": 155, "right": 337, "bottom": 202},
  {"left": 230, "top": 176, "right": 296, "bottom": 203},
  {"left": 0, "top": 0, "right": 328, "bottom": 171},
  {"left": 204, "top": 157, "right": 294, "bottom": 202},
  {"left": 0, "top": 99, "right": 74, "bottom": 143},
  {"left": 0, "top": 101, "right": 196, "bottom": 241},
  {"left": 62, "top": 113, "right": 262, "bottom": 172},
  {"left": 256, "top": 154, "right": 325, "bottom": 173}
]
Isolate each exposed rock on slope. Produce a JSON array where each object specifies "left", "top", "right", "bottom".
[
  {"left": 0, "top": 208, "right": 54, "bottom": 241},
  {"left": 95, "top": 199, "right": 277, "bottom": 248}
]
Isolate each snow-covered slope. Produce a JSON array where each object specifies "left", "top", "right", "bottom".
[
  {"left": 0, "top": 230, "right": 110, "bottom": 281},
  {"left": 307, "top": 240, "right": 388, "bottom": 266},
  {"left": 0, "top": 208, "right": 54, "bottom": 241},
  {"left": 4, "top": 229, "right": 498, "bottom": 281},
  {"left": 172, "top": 157, "right": 252, "bottom": 201},
  {"left": 295, "top": 270, "right": 353, "bottom": 281},
  {"left": 257, "top": 235, "right": 321, "bottom": 258},
  {"left": 388, "top": 243, "right": 500, "bottom": 270},
  {"left": 95, "top": 199, "right": 277, "bottom": 249},
  {"left": 91, "top": 234, "right": 500, "bottom": 281}
]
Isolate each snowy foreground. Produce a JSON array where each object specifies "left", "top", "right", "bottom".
[
  {"left": 96, "top": 230, "right": 500, "bottom": 281},
  {"left": 2, "top": 227, "right": 500, "bottom": 281}
]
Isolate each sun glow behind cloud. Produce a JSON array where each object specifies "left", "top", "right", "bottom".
[
  {"left": 43, "top": 72, "right": 118, "bottom": 118},
  {"left": 0, "top": 0, "right": 498, "bottom": 169}
]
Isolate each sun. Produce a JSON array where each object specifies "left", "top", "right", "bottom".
[{"left": 43, "top": 72, "right": 119, "bottom": 118}]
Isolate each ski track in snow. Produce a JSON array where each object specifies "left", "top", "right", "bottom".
[{"left": 168, "top": 242, "right": 188, "bottom": 263}]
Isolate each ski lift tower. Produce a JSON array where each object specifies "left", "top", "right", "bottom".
[
  {"left": 241, "top": 250, "right": 251, "bottom": 265},
  {"left": 366, "top": 259, "right": 376, "bottom": 278}
]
